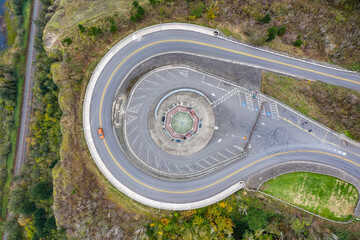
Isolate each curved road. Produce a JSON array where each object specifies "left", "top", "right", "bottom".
[{"left": 84, "top": 24, "right": 360, "bottom": 210}]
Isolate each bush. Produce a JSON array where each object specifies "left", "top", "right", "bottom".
[
  {"left": 294, "top": 36, "right": 303, "bottom": 47},
  {"left": 277, "top": 25, "right": 286, "bottom": 36},
  {"left": 88, "top": 27, "right": 102, "bottom": 36},
  {"left": 190, "top": 1, "right": 205, "bottom": 18},
  {"left": 110, "top": 25, "right": 117, "bottom": 33},
  {"left": 78, "top": 24, "right": 86, "bottom": 33},
  {"left": 149, "top": 0, "right": 157, "bottom": 5},
  {"left": 62, "top": 37, "right": 72, "bottom": 46},
  {"left": 266, "top": 26, "right": 278, "bottom": 42},
  {"left": 259, "top": 13, "right": 271, "bottom": 24},
  {"left": 20, "top": 199, "right": 37, "bottom": 215},
  {"left": 130, "top": 1, "right": 146, "bottom": 22},
  {"left": 245, "top": 208, "right": 269, "bottom": 231},
  {"left": 31, "top": 182, "right": 53, "bottom": 200}
]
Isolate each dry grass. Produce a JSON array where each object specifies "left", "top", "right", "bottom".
[{"left": 261, "top": 72, "right": 360, "bottom": 141}]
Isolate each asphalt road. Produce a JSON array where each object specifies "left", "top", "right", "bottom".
[{"left": 85, "top": 24, "right": 360, "bottom": 209}]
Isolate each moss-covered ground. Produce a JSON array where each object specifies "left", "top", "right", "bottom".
[{"left": 260, "top": 172, "right": 359, "bottom": 222}]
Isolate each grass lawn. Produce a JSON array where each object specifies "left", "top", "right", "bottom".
[
  {"left": 261, "top": 72, "right": 360, "bottom": 141},
  {"left": 260, "top": 172, "right": 359, "bottom": 221}
]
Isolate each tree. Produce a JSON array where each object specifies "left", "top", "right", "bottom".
[
  {"left": 31, "top": 182, "right": 53, "bottom": 200},
  {"left": 245, "top": 208, "right": 269, "bottom": 231},
  {"left": 266, "top": 26, "right": 278, "bottom": 42},
  {"left": 20, "top": 199, "right": 37, "bottom": 215},
  {"left": 78, "top": 24, "right": 86, "bottom": 33},
  {"left": 259, "top": 14, "right": 271, "bottom": 24},
  {"left": 4, "top": 217, "right": 23, "bottom": 240}
]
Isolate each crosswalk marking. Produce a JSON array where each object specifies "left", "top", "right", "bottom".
[
  {"left": 245, "top": 94, "right": 254, "bottom": 110},
  {"left": 211, "top": 88, "right": 239, "bottom": 108}
]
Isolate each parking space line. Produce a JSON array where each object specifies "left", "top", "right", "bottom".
[
  {"left": 164, "top": 161, "right": 170, "bottom": 173},
  {"left": 217, "top": 152, "right": 227, "bottom": 159},
  {"left": 196, "top": 162, "right": 205, "bottom": 169},
  {"left": 155, "top": 73, "right": 167, "bottom": 82},
  {"left": 146, "top": 149, "right": 149, "bottom": 163},
  {"left": 202, "top": 158, "right": 212, "bottom": 166},
  {"left": 132, "top": 134, "right": 139, "bottom": 147},
  {"left": 127, "top": 126, "right": 137, "bottom": 136},
  {"left": 155, "top": 156, "right": 159, "bottom": 168},
  {"left": 132, "top": 95, "right": 146, "bottom": 100},
  {"left": 185, "top": 164, "right": 194, "bottom": 172},
  {"left": 139, "top": 142, "right": 142, "bottom": 155},
  {"left": 225, "top": 149, "right": 236, "bottom": 155},
  {"left": 209, "top": 156, "right": 220, "bottom": 163},
  {"left": 145, "top": 79, "right": 158, "bottom": 85},
  {"left": 166, "top": 70, "right": 177, "bottom": 79},
  {"left": 175, "top": 164, "right": 182, "bottom": 173}
]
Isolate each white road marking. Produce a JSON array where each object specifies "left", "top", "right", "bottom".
[
  {"left": 155, "top": 156, "right": 159, "bottom": 168},
  {"left": 209, "top": 155, "right": 220, "bottom": 163},
  {"left": 126, "top": 115, "right": 137, "bottom": 124},
  {"left": 218, "top": 138, "right": 222, "bottom": 143},
  {"left": 155, "top": 73, "right": 167, "bottom": 82},
  {"left": 127, "top": 103, "right": 143, "bottom": 113},
  {"left": 146, "top": 149, "right": 149, "bottom": 163},
  {"left": 217, "top": 152, "right": 227, "bottom": 159},
  {"left": 145, "top": 79, "right": 158, "bottom": 85},
  {"left": 139, "top": 142, "right": 142, "bottom": 155},
  {"left": 196, "top": 162, "right": 205, "bottom": 169},
  {"left": 179, "top": 69, "right": 189, "bottom": 78},
  {"left": 164, "top": 161, "right": 170, "bottom": 172},
  {"left": 132, "top": 95, "right": 146, "bottom": 100},
  {"left": 175, "top": 164, "right": 182, "bottom": 173},
  {"left": 202, "top": 158, "right": 212, "bottom": 166},
  {"left": 132, "top": 134, "right": 139, "bottom": 147},
  {"left": 233, "top": 145, "right": 244, "bottom": 151},
  {"left": 225, "top": 149, "right": 236, "bottom": 155},
  {"left": 185, "top": 164, "right": 194, "bottom": 172},
  {"left": 127, "top": 126, "right": 138, "bottom": 136},
  {"left": 166, "top": 70, "right": 177, "bottom": 79}
]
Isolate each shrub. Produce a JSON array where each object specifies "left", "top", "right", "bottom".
[
  {"left": 259, "top": 13, "right": 271, "bottom": 24},
  {"left": 88, "top": 27, "right": 103, "bottom": 36},
  {"left": 78, "top": 24, "right": 86, "bottom": 33},
  {"left": 149, "top": 0, "right": 157, "bottom": 5},
  {"left": 294, "top": 36, "right": 303, "bottom": 47},
  {"left": 277, "top": 25, "right": 286, "bottom": 36},
  {"left": 110, "top": 25, "right": 117, "bottom": 33},
  {"left": 130, "top": 1, "right": 146, "bottom": 22},
  {"left": 31, "top": 182, "right": 53, "bottom": 200},
  {"left": 62, "top": 37, "right": 72, "bottom": 46},
  {"left": 266, "top": 26, "right": 278, "bottom": 42},
  {"left": 245, "top": 208, "right": 269, "bottom": 231},
  {"left": 190, "top": 1, "right": 205, "bottom": 19}
]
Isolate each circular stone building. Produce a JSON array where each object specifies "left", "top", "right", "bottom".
[
  {"left": 148, "top": 90, "right": 215, "bottom": 156},
  {"left": 164, "top": 105, "right": 199, "bottom": 141}
]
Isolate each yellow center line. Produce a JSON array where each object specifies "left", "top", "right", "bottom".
[
  {"left": 96, "top": 39, "right": 360, "bottom": 194},
  {"left": 103, "top": 140, "right": 360, "bottom": 194},
  {"left": 99, "top": 39, "right": 359, "bottom": 125}
]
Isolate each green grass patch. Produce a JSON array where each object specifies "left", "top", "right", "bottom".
[
  {"left": 260, "top": 172, "right": 358, "bottom": 221},
  {"left": 4, "top": 1, "right": 16, "bottom": 46},
  {"left": 21, "top": 0, "right": 31, "bottom": 49}
]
